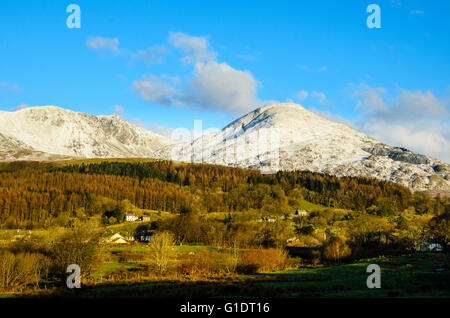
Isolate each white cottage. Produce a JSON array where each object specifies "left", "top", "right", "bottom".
[
  {"left": 124, "top": 213, "right": 139, "bottom": 222},
  {"left": 107, "top": 233, "right": 128, "bottom": 244}
]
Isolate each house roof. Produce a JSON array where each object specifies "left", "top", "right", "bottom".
[{"left": 107, "top": 233, "right": 128, "bottom": 243}]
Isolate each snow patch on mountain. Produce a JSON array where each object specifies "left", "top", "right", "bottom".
[
  {"left": 161, "top": 103, "right": 450, "bottom": 191},
  {"left": 0, "top": 103, "right": 448, "bottom": 191},
  {"left": 0, "top": 106, "right": 175, "bottom": 159}
]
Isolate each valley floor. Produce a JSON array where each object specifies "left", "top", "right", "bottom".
[{"left": 8, "top": 251, "right": 449, "bottom": 298}]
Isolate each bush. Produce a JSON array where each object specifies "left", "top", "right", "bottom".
[
  {"left": 322, "top": 236, "right": 351, "bottom": 262},
  {"left": 297, "top": 225, "right": 315, "bottom": 235},
  {"left": 118, "top": 251, "right": 147, "bottom": 263},
  {"left": 50, "top": 224, "right": 100, "bottom": 282},
  {"left": 178, "top": 249, "right": 239, "bottom": 276},
  {"left": 237, "top": 248, "right": 290, "bottom": 274},
  {"left": 150, "top": 232, "right": 174, "bottom": 274},
  {"left": 235, "top": 263, "right": 259, "bottom": 275},
  {"left": 0, "top": 249, "right": 49, "bottom": 292}
]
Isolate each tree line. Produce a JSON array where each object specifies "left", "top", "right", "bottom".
[{"left": 0, "top": 161, "right": 447, "bottom": 228}]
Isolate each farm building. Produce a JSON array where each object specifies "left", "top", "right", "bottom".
[
  {"left": 295, "top": 210, "right": 308, "bottom": 216},
  {"left": 106, "top": 233, "right": 128, "bottom": 244},
  {"left": 124, "top": 213, "right": 139, "bottom": 222},
  {"left": 417, "top": 240, "right": 443, "bottom": 252}
]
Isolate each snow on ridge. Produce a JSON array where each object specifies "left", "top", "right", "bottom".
[
  {"left": 0, "top": 103, "right": 448, "bottom": 191},
  {"left": 164, "top": 102, "right": 450, "bottom": 191},
  {"left": 0, "top": 105, "right": 174, "bottom": 159}
]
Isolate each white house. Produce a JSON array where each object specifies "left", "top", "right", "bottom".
[
  {"left": 124, "top": 213, "right": 139, "bottom": 222},
  {"left": 295, "top": 210, "right": 308, "bottom": 216},
  {"left": 106, "top": 233, "right": 128, "bottom": 244},
  {"left": 139, "top": 234, "right": 153, "bottom": 242},
  {"left": 417, "top": 241, "right": 443, "bottom": 252}
]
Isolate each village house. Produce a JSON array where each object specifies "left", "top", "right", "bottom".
[
  {"left": 124, "top": 213, "right": 139, "bottom": 222},
  {"left": 259, "top": 215, "right": 276, "bottom": 222},
  {"left": 106, "top": 233, "right": 128, "bottom": 244},
  {"left": 282, "top": 209, "right": 309, "bottom": 221},
  {"left": 138, "top": 233, "right": 153, "bottom": 242},
  {"left": 417, "top": 239, "right": 443, "bottom": 252},
  {"left": 295, "top": 209, "right": 308, "bottom": 216}
]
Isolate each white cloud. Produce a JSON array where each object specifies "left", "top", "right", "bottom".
[
  {"left": 12, "top": 103, "right": 30, "bottom": 111},
  {"left": 309, "top": 107, "right": 354, "bottom": 127},
  {"left": 298, "top": 65, "right": 309, "bottom": 71},
  {"left": 134, "top": 32, "right": 263, "bottom": 115},
  {"left": 311, "top": 91, "right": 326, "bottom": 103},
  {"left": 296, "top": 90, "right": 308, "bottom": 100},
  {"left": 237, "top": 54, "right": 256, "bottom": 62},
  {"left": 294, "top": 90, "right": 327, "bottom": 104},
  {"left": 133, "top": 75, "right": 177, "bottom": 106},
  {"left": 183, "top": 61, "right": 261, "bottom": 114},
  {"left": 86, "top": 37, "right": 167, "bottom": 66},
  {"left": 168, "top": 32, "right": 217, "bottom": 64},
  {"left": 129, "top": 119, "right": 175, "bottom": 139},
  {"left": 362, "top": 121, "right": 449, "bottom": 162},
  {"left": 112, "top": 105, "right": 124, "bottom": 114},
  {"left": 410, "top": 9, "right": 424, "bottom": 15},
  {"left": 133, "top": 61, "right": 262, "bottom": 115},
  {"left": 0, "top": 82, "right": 19, "bottom": 94},
  {"left": 86, "top": 37, "right": 119, "bottom": 52},
  {"left": 133, "top": 45, "right": 167, "bottom": 66},
  {"left": 317, "top": 66, "right": 327, "bottom": 72},
  {"left": 391, "top": 0, "right": 401, "bottom": 7},
  {"left": 355, "top": 84, "right": 387, "bottom": 112},
  {"left": 355, "top": 85, "right": 450, "bottom": 162}
]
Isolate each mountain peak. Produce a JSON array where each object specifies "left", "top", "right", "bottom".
[
  {"left": 12, "top": 105, "right": 67, "bottom": 113},
  {"left": 166, "top": 102, "right": 449, "bottom": 191},
  {"left": 0, "top": 104, "right": 448, "bottom": 191},
  {"left": 254, "top": 102, "right": 307, "bottom": 112},
  {"left": 0, "top": 105, "right": 173, "bottom": 159}
]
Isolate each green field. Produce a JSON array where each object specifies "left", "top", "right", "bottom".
[{"left": 38, "top": 252, "right": 449, "bottom": 298}]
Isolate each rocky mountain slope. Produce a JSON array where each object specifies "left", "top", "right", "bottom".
[
  {"left": 0, "top": 106, "right": 174, "bottom": 159},
  {"left": 0, "top": 103, "right": 448, "bottom": 191},
  {"left": 159, "top": 103, "right": 450, "bottom": 191}
]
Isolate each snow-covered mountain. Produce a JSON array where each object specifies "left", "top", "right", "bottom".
[
  {"left": 0, "top": 106, "right": 174, "bottom": 160},
  {"left": 159, "top": 103, "right": 450, "bottom": 191},
  {"left": 0, "top": 103, "right": 448, "bottom": 191}
]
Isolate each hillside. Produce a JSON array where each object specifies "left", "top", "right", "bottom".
[{"left": 0, "top": 104, "right": 449, "bottom": 191}]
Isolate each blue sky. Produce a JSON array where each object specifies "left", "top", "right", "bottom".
[{"left": 0, "top": 0, "right": 449, "bottom": 161}]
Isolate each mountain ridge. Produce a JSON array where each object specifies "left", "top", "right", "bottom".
[
  {"left": 0, "top": 105, "right": 175, "bottom": 159},
  {"left": 0, "top": 103, "right": 448, "bottom": 191}
]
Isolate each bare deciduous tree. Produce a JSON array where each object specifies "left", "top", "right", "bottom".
[{"left": 150, "top": 232, "right": 174, "bottom": 275}]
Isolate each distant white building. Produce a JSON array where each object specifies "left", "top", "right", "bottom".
[
  {"left": 124, "top": 213, "right": 139, "bottom": 222},
  {"left": 259, "top": 215, "right": 276, "bottom": 222},
  {"left": 295, "top": 210, "right": 308, "bottom": 216},
  {"left": 417, "top": 241, "right": 443, "bottom": 252},
  {"left": 106, "top": 233, "right": 128, "bottom": 244},
  {"left": 139, "top": 234, "right": 153, "bottom": 242}
]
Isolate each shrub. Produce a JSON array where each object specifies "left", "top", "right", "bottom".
[
  {"left": 0, "top": 249, "right": 49, "bottom": 292},
  {"left": 118, "top": 251, "right": 147, "bottom": 263},
  {"left": 49, "top": 224, "right": 100, "bottom": 282},
  {"left": 322, "top": 236, "right": 351, "bottom": 262},
  {"left": 297, "top": 225, "right": 315, "bottom": 235},
  {"left": 178, "top": 249, "right": 240, "bottom": 276},
  {"left": 150, "top": 232, "right": 174, "bottom": 274},
  {"left": 237, "top": 248, "right": 290, "bottom": 274}
]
